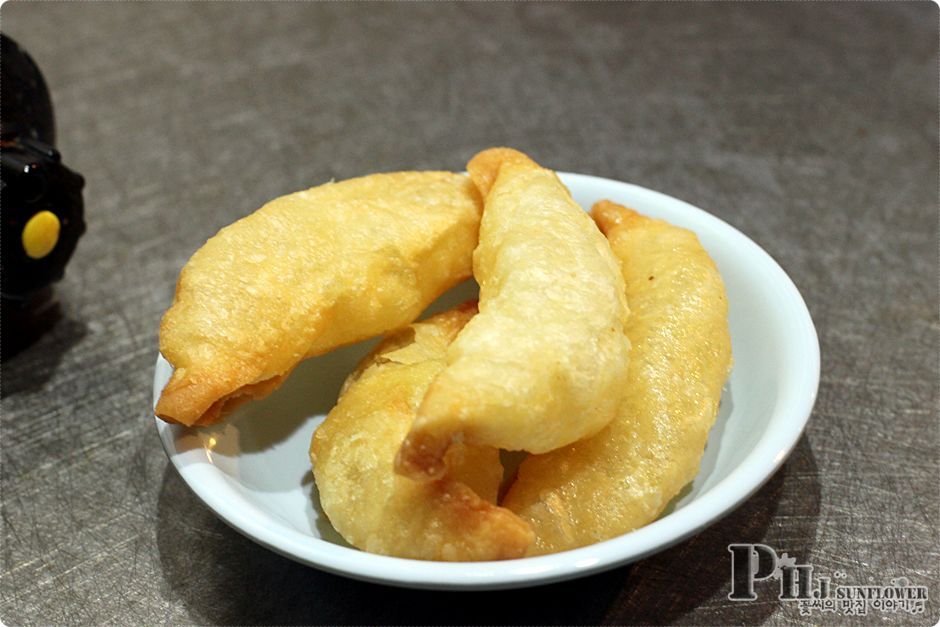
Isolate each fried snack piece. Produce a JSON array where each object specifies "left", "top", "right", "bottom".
[
  {"left": 311, "top": 303, "right": 533, "bottom": 561},
  {"left": 502, "top": 200, "right": 732, "bottom": 555},
  {"left": 156, "top": 172, "right": 482, "bottom": 426},
  {"left": 396, "top": 148, "right": 630, "bottom": 481}
]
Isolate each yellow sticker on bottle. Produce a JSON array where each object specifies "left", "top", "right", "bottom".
[{"left": 22, "top": 210, "right": 61, "bottom": 259}]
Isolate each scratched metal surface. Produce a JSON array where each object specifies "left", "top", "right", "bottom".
[{"left": 1, "top": 2, "right": 936, "bottom": 625}]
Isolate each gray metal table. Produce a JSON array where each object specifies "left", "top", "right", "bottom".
[{"left": 1, "top": 3, "right": 936, "bottom": 624}]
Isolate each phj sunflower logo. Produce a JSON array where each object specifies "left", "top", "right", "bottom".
[{"left": 728, "top": 544, "right": 929, "bottom": 617}]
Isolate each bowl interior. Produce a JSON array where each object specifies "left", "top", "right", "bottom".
[{"left": 154, "top": 172, "right": 817, "bottom": 587}]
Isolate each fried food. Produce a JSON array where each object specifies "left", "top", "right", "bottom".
[
  {"left": 501, "top": 200, "right": 732, "bottom": 555},
  {"left": 310, "top": 303, "right": 533, "bottom": 561},
  {"left": 396, "top": 148, "right": 631, "bottom": 481},
  {"left": 156, "top": 172, "right": 482, "bottom": 426}
]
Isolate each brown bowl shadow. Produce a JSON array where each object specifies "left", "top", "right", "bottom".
[{"left": 601, "top": 434, "right": 820, "bottom": 625}]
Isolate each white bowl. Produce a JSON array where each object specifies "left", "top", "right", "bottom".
[{"left": 152, "top": 172, "right": 819, "bottom": 590}]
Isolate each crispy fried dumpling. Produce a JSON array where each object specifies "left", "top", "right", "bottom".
[
  {"left": 156, "top": 172, "right": 481, "bottom": 426},
  {"left": 397, "top": 149, "right": 630, "bottom": 481},
  {"left": 503, "top": 200, "right": 733, "bottom": 555},
  {"left": 311, "top": 303, "right": 533, "bottom": 561}
]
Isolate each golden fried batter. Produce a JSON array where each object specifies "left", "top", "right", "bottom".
[
  {"left": 502, "top": 200, "right": 732, "bottom": 555},
  {"left": 397, "top": 149, "right": 630, "bottom": 481},
  {"left": 156, "top": 172, "right": 482, "bottom": 426},
  {"left": 311, "top": 303, "right": 533, "bottom": 561}
]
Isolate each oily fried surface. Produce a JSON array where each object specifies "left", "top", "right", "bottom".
[
  {"left": 156, "top": 172, "right": 482, "bottom": 426},
  {"left": 397, "top": 148, "right": 630, "bottom": 481},
  {"left": 310, "top": 304, "right": 533, "bottom": 561},
  {"left": 502, "top": 200, "right": 732, "bottom": 555}
]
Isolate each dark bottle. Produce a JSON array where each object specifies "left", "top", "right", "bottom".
[
  {"left": 1, "top": 34, "right": 86, "bottom": 362},
  {"left": 1, "top": 33, "right": 85, "bottom": 302}
]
